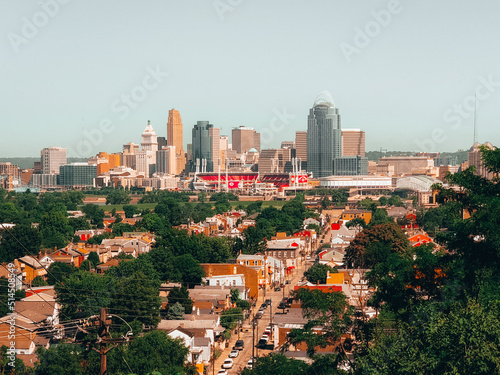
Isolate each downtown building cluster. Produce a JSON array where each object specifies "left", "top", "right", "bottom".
[{"left": 1, "top": 92, "right": 491, "bottom": 194}]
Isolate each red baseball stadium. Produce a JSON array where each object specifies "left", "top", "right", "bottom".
[{"left": 193, "top": 172, "right": 310, "bottom": 191}]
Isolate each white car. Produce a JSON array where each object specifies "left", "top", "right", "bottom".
[
  {"left": 222, "top": 359, "right": 233, "bottom": 369},
  {"left": 246, "top": 358, "right": 255, "bottom": 369},
  {"left": 229, "top": 350, "right": 239, "bottom": 358},
  {"left": 218, "top": 370, "right": 228, "bottom": 375}
]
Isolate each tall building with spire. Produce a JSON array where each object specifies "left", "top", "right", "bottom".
[
  {"left": 307, "top": 91, "right": 367, "bottom": 177},
  {"left": 138, "top": 120, "right": 158, "bottom": 177},
  {"left": 307, "top": 91, "right": 342, "bottom": 178},
  {"left": 167, "top": 109, "right": 186, "bottom": 175}
]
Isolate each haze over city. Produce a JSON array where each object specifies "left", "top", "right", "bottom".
[{"left": 1, "top": 0, "right": 500, "bottom": 156}]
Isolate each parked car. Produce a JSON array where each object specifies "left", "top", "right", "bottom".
[
  {"left": 260, "top": 303, "right": 267, "bottom": 309},
  {"left": 257, "top": 338, "right": 268, "bottom": 348},
  {"left": 265, "top": 299, "right": 272, "bottom": 305},
  {"left": 255, "top": 311, "right": 263, "bottom": 319},
  {"left": 234, "top": 340, "right": 244, "bottom": 350},
  {"left": 246, "top": 358, "right": 255, "bottom": 369},
  {"left": 218, "top": 370, "right": 228, "bottom": 375},
  {"left": 222, "top": 359, "right": 233, "bottom": 369},
  {"left": 229, "top": 350, "right": 239, "bottom": 358}
]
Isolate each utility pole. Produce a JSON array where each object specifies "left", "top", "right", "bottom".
[
  {"left": 211, "top": 343, "right": 215, "bottom": 375},
  {"left": 251, "top": 314, "right": 256, "bottom": 368},
  {"left": 256, "top": 316, "right": 259, "bottom": 358},
  {"left": 269, "top": 300, "right": 272, "bottom": 325},
  {"left": 91, "top": 308, "right": 128, "bottom": 375}
]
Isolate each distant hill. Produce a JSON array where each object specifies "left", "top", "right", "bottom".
[
  {"left": 0, "top": 157, "right": 87, "bottom": 170},
  {"left": 366, "top": 150, "right": 469, "bottom": 165}
]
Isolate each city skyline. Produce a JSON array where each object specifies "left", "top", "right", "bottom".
[{"left": 2, "top": 1, "right": 500, "bottom": 157}]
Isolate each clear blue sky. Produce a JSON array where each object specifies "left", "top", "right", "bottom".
[{"left": 1, "top": 0, "right": 500, "bottom": 157}]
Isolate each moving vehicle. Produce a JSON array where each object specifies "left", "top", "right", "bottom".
[
  {"left": 222, "top": 359, "right": 233, "bottom": 369},
  {"left": 274, "top": 286, "right": 281, "bottom": 291},
  {"left": 229, "top": 350, "right": 239, "bottom": 358}
]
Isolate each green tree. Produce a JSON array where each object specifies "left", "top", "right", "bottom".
[
  {"left": 35, "top": 344, "right": 85, "bottom": 375},
  {"left": 173, "top": 254, "right": 204, "bottom": 287},
  {"left": 87, "top": 251, "right": 100, "bottom": 267},
  {"left": 106, "top": 189, "right": 131, "bottom": 205},
  {"left": 355, "top": 301, "right": 500, "bottom": 375},
  {"left": 198, "top": 191, "right": 207, "bottom": 203},
  {"left": 321, "top": 196, "right": 331, "bottom": 209},
  {"left": 345, "top": 218, "right": 366, "bottom": 231},
  {"left": 39, "top": 209, "right": 74, "bottom": 249},
  {"left": 220, "top": 307, "right": 243, "bottom": 329},
  {"left": 111, "top": 222, "right": 134, "bottom": 236},
  {"left": 288, "top": 288, "right": 353, "bottom": 358},
  {"left": 0, "top": 224, "right": 41, "bottom": 263},
  {"left": 358, "top": 198, "right": 377, "bottom": 212},
  {"left": 111, "top": 330, "right": 193, "bottom": 375},
  {"left": 168, "top": 286, "right": 193, "bottom": 315},
  {"left": 1, "top": 345, "right": 31, "bottom": 374},
  {"left": 368, "top": 208, "right": 393, "bottom": 227},
  {"left": 46, "top": 262, "right": 77, "bottom": 285},
  {"left": 31, "top": 276, "right": 48, "bottom": 287},
  {"left": 167, "top": 302, "right": 185, "bottom": 320},
  {"left": 345, "top": 223, "right": 410, "bottom": 269},
  {"left": 68, "top": 217, "right": 91, "bottom": 232},
  {"left": 111, "top": 271, "right": 161, "bottom": 327},
  {"left": 388, "top": 194, "right": 405, "bottom": 207},
  {"left": 82, "top": 204, "right": 105, "bottom": 228},
  {"left": 241, "top": 353, "right": 309, "bottom": 375},
  {"left": 123, "top": 204, "right": 138, "bottom": 218},
  {"left": 378, "top": 196, "right": 388, "bottom": 206},
  {"left": 304, "top": 264, "right": 338, "bottom": 285}
]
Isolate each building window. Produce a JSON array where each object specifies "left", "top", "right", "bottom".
[
  {"left": 278, "top": 251, "right": 281, "bottom": 257},
  {"left": 233, "top": 267, "right": 237, "bottom": 274},
  {"left": 233, "top": 280, "right": 236, "bottom": 286},
  {"left": 246, "top": 261, "right": 249, "bottom": 266}
]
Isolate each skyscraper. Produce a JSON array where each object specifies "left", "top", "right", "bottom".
[
  {"left": 307, "top": 91, "right": 342, "bottom": 178},
  {"left": 140, "top": 120, "right": 158, "bottom": 177},
  {"left": 232, "top": 126, "right": 261, "bottom": 154},
  {"left": 59, "top": 163, "right": 97, "bottom": 187},
  {"left": 41, "top": 147, "right": 67, "bottom": 175},
  {"left": 295, "top": 131, "right": 307, "bottom": 170},
  {"left": 192, "top": 121, "right": 220, "bottom": 172},
  {"left": 167, "top": 109, "right": 186, "bottom": 175},
  {"left": 156, "top": 146, "right": 176, "bottom": 175},
  {"left": 342, "top": 129, "right": 366, "bottom": 157}
]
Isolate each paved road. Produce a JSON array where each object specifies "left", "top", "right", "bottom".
[{"left": 211, "top": 259, "right": 310, "bottom": 374}]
